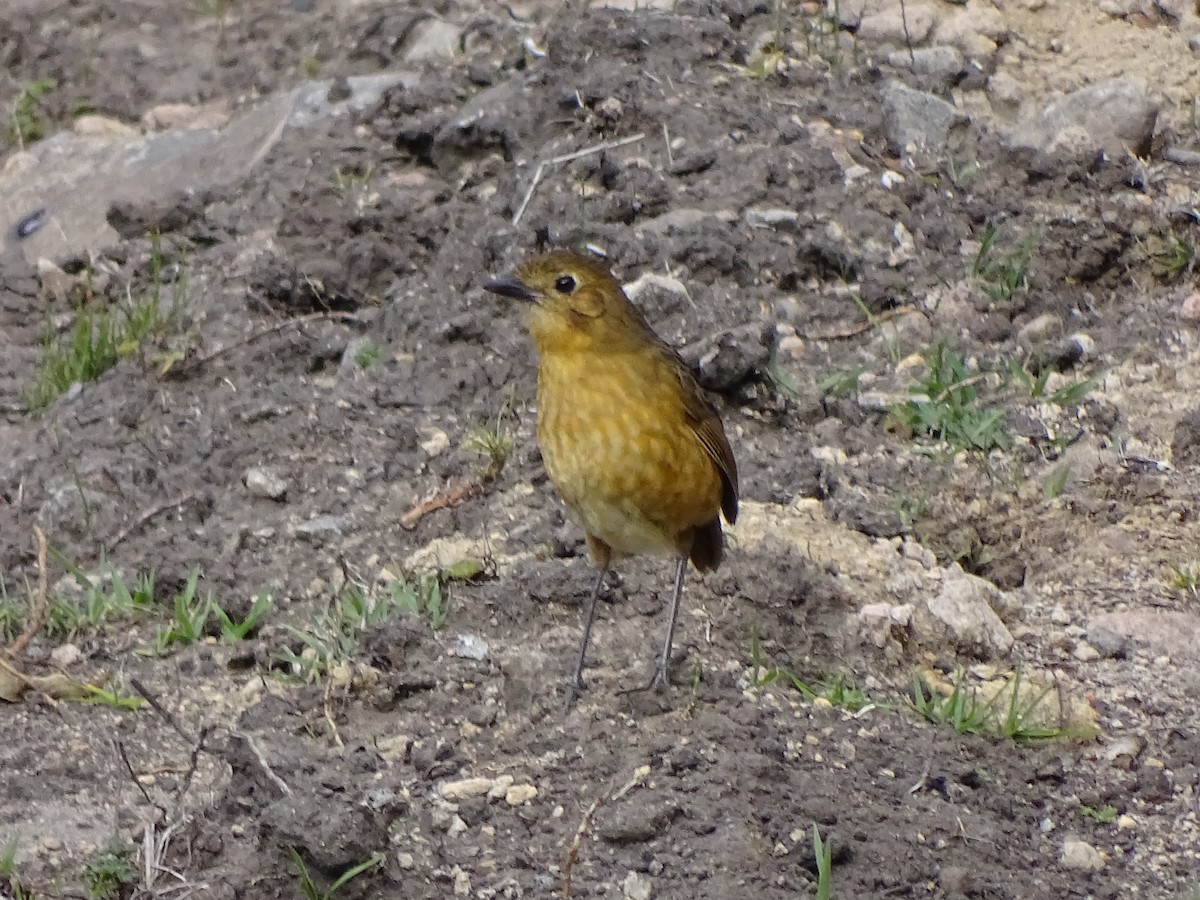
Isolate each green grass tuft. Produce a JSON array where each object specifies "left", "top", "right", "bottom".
[
  {"left": 971, "top": 225, "right": 1035, "bottom": 305},
  {"left": 289, "top": 848, "right": 383, "bottom": 900},
  {"left": 27, "top": 236, "right": 188, "bottom": 411},
  {"left": 890, "top": 343, "right": 1012, "bottom": 453},
  {"left": 812, "top": 824, "right": 833, "bottom": 900},
  {"left": 7, "top": 78, "right": 57, "bottom": 147},
  {"left": 277, "top": 574, "right": 448, "bottom": 682},
  {"left": 82, "top": 842, "right": 138, "bottom": 900},
  {"left": 910, "top": 669, "right": 1084, "bottom": 742}
]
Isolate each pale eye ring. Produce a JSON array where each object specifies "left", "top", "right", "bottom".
[{"left": 554, "top": 274, "right": 576, "bottom": 294}]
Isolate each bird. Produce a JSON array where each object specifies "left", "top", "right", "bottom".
[{"left": 483, "top": 249, "right": 738, "bottom": 700}]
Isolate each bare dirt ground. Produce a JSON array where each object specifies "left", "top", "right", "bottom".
[{"left": 1, "top": 0, "right": 1199, "bottom": 898}]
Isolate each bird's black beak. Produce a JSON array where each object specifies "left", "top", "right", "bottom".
[{"left": 483, "top": 273, "right": 536, "bottom": 302}]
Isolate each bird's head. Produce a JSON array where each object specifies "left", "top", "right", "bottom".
[{"left": 484, "top": 250, "right": 649, "bottom": 355}]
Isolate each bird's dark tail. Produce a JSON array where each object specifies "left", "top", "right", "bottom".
[{"left": 689, "top": 517, "right": 724, "bottom": 573}]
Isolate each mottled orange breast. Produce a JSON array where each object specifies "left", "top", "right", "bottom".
[{"left": 535, "top": 346, "right": 724, "bottom": 560}]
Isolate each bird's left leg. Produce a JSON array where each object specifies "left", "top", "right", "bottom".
[{"left": 625, "top": 556, "right": 688, "bottom": 694}]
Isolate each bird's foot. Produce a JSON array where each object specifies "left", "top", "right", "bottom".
[
  {"left": 619, "top": 663, "right": 671, "bottom": 697},
  {"left": 565, "top": 675, "right": 588, "bottom": 709}
]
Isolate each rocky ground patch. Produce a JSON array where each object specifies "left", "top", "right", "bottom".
[{"left": 1, "top": 0, "right": 1199, "bottom": 897}]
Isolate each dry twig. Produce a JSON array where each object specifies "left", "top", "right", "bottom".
[
  {"left": 169, "top": 310, "right": 367, "bottom": 377},
  {"left": 132, "top": 678, "right": 294, "bottom": 799},
  {"left": 142, "top": 816, "right": 191, "bottom": 894},
  {"left": 562, "top": 766, "right": 648, "bottom": 897},
  {"left": 116, "top": 738, "right": 166, "bottom": 820},
  {"left": 323, "top": 678, "right": 344, "bottom": 748},
  {"left": 8, "top": 525, "right": 49, "bottom": 656},
  {"left": 512, "top": 133, "right": 646, "bottom": 226},
  {"left": 230, "top": 731, "right": 293, "bottom": 797},
  {"left": 400, "top": 481, "right": 485, "bottom": 530},
  {"left": 561, "top": 794, "right": 603, "bottom": 898},
  {"left": 801, "top": 304, "right": 920, "bottom": 340},
  {"left": 107, "top": 492, "right": 203, "bottom": 554}
]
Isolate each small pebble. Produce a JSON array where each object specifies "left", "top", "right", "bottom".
[
  {"left": 49, "top": 643, "right": 82, "bottom": 668},
  {"left": 440, "top": 776, "right": 495, "bottom": 799},
  {"left": 295, "top": 515, "right": 346, "bottom": 544},
  {"left": 487, "top": 775, "right": 514, "bottom": 800},
  {"left": 419, "top": 427, "right": 450, "bottom": 458},
  {"left": 454, "top": 634, "right": 489, "bottom": 661},
  {"left": 244, "top": 466, "right": 288, "bottom": 501},
  {"left": 743, "top": 207, "right": 800, "bottom": 229},
  {"left": 622, "top": 871, "right": 653, "bottom": 900},
  {"left": 1180, "top": 291, "right": 1200, "bottom": 321},
  {"left": 1073, "top": 643, "right": 1101, "bottom": 662},
  {"left": 505, "top": 784, "right": 538, "bottom": 805},
  {"left": 1086, "top": 626, "right": 1129, "bottom": 658},
  {"left": 1061, "top": 837, "right": 1104, "bottom": 871}
]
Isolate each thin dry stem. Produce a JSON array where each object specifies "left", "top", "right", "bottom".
[
  {"left": 8, "top": 525, "right": 49, "bottom": 656},
  {"left": 512, "top": 133, "right": 646, "bottom": 225}
]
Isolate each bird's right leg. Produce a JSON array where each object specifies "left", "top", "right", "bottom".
[{"left": 567, "top": 558, "right": 609, "bottom": 705}]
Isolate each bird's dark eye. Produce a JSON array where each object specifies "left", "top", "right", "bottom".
[{"left": 554, "top": 275, "right": 577, "bottom": 294}]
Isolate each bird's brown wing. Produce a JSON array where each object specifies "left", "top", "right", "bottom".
[
  {"left": 672, "top": 356, "right": 739, "bottom": 526},
  {"left": 625, "top": 301, "right": 739, "bottom": 526}
]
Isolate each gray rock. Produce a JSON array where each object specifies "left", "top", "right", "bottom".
[
  {"left": 426, "top": 80, "right": 520, "bottom": 176},
  {"left": 1, "top": 71, "right": 417, "bottom": 264},
  {"left": 986, "top": 71, "right": 1024, "bottom": 118},
  {"left": 933, "top": 5, "right": 1008, "bottom": 61},
  {"left": 244, "top": 466, "right": 289, "bottom": 501},
  {"left": 637, "top": 208, "right": 728, "bottom": 237},
  {"left": 837, "top": 0, "right": 870, "bottom": 27},
  {"left": 1101, "top": 734, "right": 1146, "bottom": 769},
  {"left": 623, "top": 272, "right": 692, "bottom": 309},
  {"left": 743, "top": 207, "right": 801, "bottom": 230},
  {"left": 886, "top": 46, "right": 965, "bottom": 87},
  {"left": 599, "top": 0, "right": 676, "bottom": 8},
  {"left": 49, "top": 643, "right": 82, "bottom": 668},
  {"left": 680, "top": 323, "right": 775, "bottom": 392},
  {"left": 1098, "top": 0, "right": 1148, "bottom": 15},
  {"left": 1088, "top": 609, "right": 1200, "bottom": 660},
  {"left": 668, "top": 149, "right": 716, "bottom": 176},
  {"left": 1072, "top": 642, "right": 1101, "bottom": 662},
  {"left": 1061, "top": 837, "right": 1105, "bottom": 872},
  {"left": 1007, "top": 77, "right": 1159, "bottom": 160},
  {"left": 1030, "top": 333, "right": 1092, "bottom": 374},
  {"left": 1171, "top": 409, "right": 1200, "bottom": 469},
  {"left": 858, "top": 4, "right": 938, "bottom": 43},
  {"left": 912, "top": 564, "right": 1014, "bottom": 659},
  {"left": 1016, "top": 313, "right": 1062, "bottom": 346},
  {"left": 35, "top": 258, "right": 79, "bottom": 300},
  {"left": 938, "top": 866, "right": 976, "bottom": 895},
  {"left": 622, "top": 872, "right": 653, "bottom": 900},
  {"left": 598, "top": 802, "right": 679, "bottom": 845},
  {"left": 881, "top": 80, "right": 969, "bottom": 156},
  {"left": 855, "top": 368, "right": 922, "bottom": 411},
  {"left": 295, "top": 515, "right": 347, "bottom": 544},
  {"left": 454, "top": 634, "right": 489, "bottom": 661},
  {"left": 1155, "top": 0, "right": 1192, "bottom": 20},
  {"left": 400, "top": 17, "right": 462, "bottom": 61},
  {"left": 1086, "top": 625, "right": 1130, "bottom": 659},
  {"left": 287, "top": 72, "right": 418, "bottom": 129}
]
